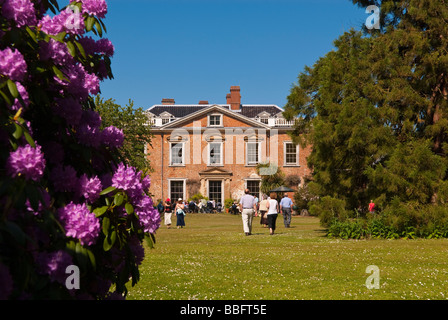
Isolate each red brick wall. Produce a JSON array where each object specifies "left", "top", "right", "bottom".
[{"left": 147, "top": 114, "right": 311, "bottom": 202}]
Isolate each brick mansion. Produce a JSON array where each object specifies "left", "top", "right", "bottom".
[{"left": 145, "top": 86, "right": 312, "bottom": 204}]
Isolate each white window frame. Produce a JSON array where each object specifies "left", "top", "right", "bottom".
[
  {"left": 283, "top": 141, "right": 299, "bottom": 166},
  {"left": 245, "top": 179, "right": 261, "bottom": 200},
  {"left": 168, "top": 179, "right": 186, "bottom": 201},
  {"left": 208, "top": 142, "right": 223, "bottom": 166},
  {"left": 207, "top": 179, "right": 224, "bottom": 204},
  {"left": 207, "top": 113, "right": 223, "bottom": 127},
  {"left": 246, "top": 141, "right": 261, "bottom": 166},
  {"left": 169, "top": 142, "right": 185, "bottom": 166}
]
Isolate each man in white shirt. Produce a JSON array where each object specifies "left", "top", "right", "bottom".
[{"left": 239, "top": 189, "right": 257, "bottom": 236}]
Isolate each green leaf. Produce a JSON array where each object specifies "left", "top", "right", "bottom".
[
  {"left": 125, "top": 203, "right": 134, "bottom": 215},
  {"left": 93, "top": 205, "right": 108, "bottom": 217},
  {"left": 100, "top": 186, "right": 116, "bottom": 195},
  {"left": 102, "top": 216, "right": 110, "bottom": 236},
  {"left": 103, "top": 230, "right": 116, "bottom": 251},
  {"left": 66, "top": 41, "right": 76, "bottom": 57},
  {"left": 25, "top": 26, "right": 37, "bottom": 43},
  {"left": 7, "top": 79, "right": 19, "bottom": 98},
  {"left": 74, "top": 40, "right": 86, "bottom": 59},
  {"left": 94, "top": 20, "right": 103, "bottom": 37},
  {"left": 114, "top": 193, "right": 124, "bottom": 206},
  {"left": 86, "top": 16, "right": 95, "bottom": 32},
  {"left": 52, "top": 65, "right": 68, "bottom": 82},
  {"left": 144, "top": 233, "right": 156, "bottom": 249},
  {"left": 23, "top": 130, "right": 35, "bottom": 147},
  {"left": 0, "top": 88, "right": 13, "bottom": 106},
  {"left": 12, "top": 123, "right": 23, "bottom": 140}
]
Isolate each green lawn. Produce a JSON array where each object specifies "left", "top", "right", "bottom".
[{"left": 127, "top": 213, "right": 448, "bottom": 300}]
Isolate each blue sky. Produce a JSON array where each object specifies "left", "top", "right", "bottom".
[{"left": 96, "top": 0, "right": 366, "bottom": 109}]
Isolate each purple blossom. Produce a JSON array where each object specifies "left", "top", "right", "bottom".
[
  {"left": 78, "top": 36, "right": 115, "bottom": 57},
  {"left": 78, "top": 174, "right": 102, "bottom": 203},
  {"left": 7, "top": 144, "right": 46, "bottom": 181},
  {"left": 134, "top": 195, "right": 160, "bottom": 234},
  {"left": 0, "top": 47, "right": 27, "bottom": 81},
  {"left": 0, "top": 263, "right": 13, "bottom": 300},
  {"left": 2, "top": 0, "right": 37, "bottom": 27},
  {"left": 72, "top": 0, "right": 108, "bottom": 18},
  {"left": 141, "top": 175, "right": 151, "bottom": 192},
  {"left": 54, "top": 63, "right": 99, "bottom": 100},
  {"left": 39, "top": 38, "right": 74, "bottom": 66},
  {"left": 101, "top": 126, "right": 124, "bottom": 148},
  {"left": 111, "top": 163, "right": 141, "bottom": 195},
  {"left": 50, "top": 165, "right": 77, "bottom": 192},
  {"left": 39, "top": 7, "right": 84, "bottom": 36},
  {"left": 58, "top": 202, "right": 100, "bottom": 246},
  {"left": 36, "top": 250, "right": 73, "bottom": 284}
]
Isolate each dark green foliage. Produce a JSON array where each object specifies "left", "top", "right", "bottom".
[
  {"left": 95, "top": 96, "right": 153, "bottom": 172},
  {"left": 285, "top": 0, "right": 448, "bottom": 238}
]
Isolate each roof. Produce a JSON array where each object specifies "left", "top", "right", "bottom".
[
  {"left": 158, "top": 105, "right": 272, "bottom": 130},
  {"left": 146, "top": 104, "right": 284, "bottom": 118}
]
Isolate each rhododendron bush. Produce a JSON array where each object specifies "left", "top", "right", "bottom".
[{"left": 0, "top": 0, "right": 160, "bottom": 299}]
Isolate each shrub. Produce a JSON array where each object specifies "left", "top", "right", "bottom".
[
  {"left": 0, "top": 0, "right": 160, "bottom": 299},
  {"left": 309, "top": 196, "right": 349, "bottom": 227},
  {"left": 326, "top": 203, "right": 448, "bottom": 239}
]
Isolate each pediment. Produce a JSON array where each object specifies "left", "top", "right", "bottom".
[
  {"left": 257, "top": 111, "right": 271, "bottom": 117},
  {"left": 159, "top": 105, "right": 270, "bottom": 129},
  {"left": 199, "top": 167, "right": 233, "bottom": 177},
  {"left": 160, "top": 111, "right": 174, "bottom": 117}
]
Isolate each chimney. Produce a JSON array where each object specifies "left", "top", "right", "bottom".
[
  {"left": 161, "top": 98, "right": 175, "bottom": 105},
  {"left": 226, "top": 93, "right": 231, "bottom": 105},
  {"left": 229, "top": 86, "right": 241, "bottom": 110},
  {"left": 198, "top": 100, "right": 209, "bottom": 105}
]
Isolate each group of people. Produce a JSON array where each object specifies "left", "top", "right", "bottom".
[
  {"left": 239, "top": 189, "right": 293, "bottom": 236},
  {"left": 158, "top": 189, "right": 295, "bottom": 235},
  {"left": 160, "top": 198, "right": 186, "bottom": 229}
]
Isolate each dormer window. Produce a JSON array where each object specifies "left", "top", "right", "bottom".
[
  {"left": 160, "top": 111, "right": 174, "bottom": 125},
  {"left": 256, "top": 111, "right": 270, "bottom": 125},
  {"left": 208, "top": 113, "right": 222, "bottom": 127}
]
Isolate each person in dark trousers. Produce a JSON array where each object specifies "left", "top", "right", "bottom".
[
  {"left": 175, "top": 198, "right": 186, "bottom": 229},
  {"left": 266, "top": 192, "right": 279, "bottom": 235},
  {"left": 279, "top": 193, "right": 293, "bottom": 228}
]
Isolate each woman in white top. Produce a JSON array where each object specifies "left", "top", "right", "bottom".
[{"left": 266, "top": 192, "right": 279, "bottom": 235}]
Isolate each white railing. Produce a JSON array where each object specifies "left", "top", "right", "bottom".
[{"left": 274, "top": 118, "right": 295, "bottom": 127}]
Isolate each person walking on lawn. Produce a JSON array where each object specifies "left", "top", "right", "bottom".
[{"left": 279, "top": 193, "right": 293, "bottom": 228}]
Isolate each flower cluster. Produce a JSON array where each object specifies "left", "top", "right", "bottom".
[
  {"left": 1, "top": 0, "right": 158, "bottom": 300},
  {"left": 6, "top": 144, "right": 46, "bottom": 182},
  {"left": 0, "top": 47, "right": 27, "bottom": 82},
  {"left": 78, "top": 174, "right": 102, "bottom": 203},
  {"left": 2, "top": 0, "right": 37, "bottom": 27},
  {"left": 58, "top": 202, "right": 101, "bottom": 246},
  {"left": 101, "top": 126, "right": 124, "bottom": 148},
  {"left": 72, "top": 0, "right": 108, "bottom": 18},
  {"left": 39, "top": 6, "right": 85, "bottom": 35},
  {"left": 112, "top": 163, "right": 160, "bottom": 233}
]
